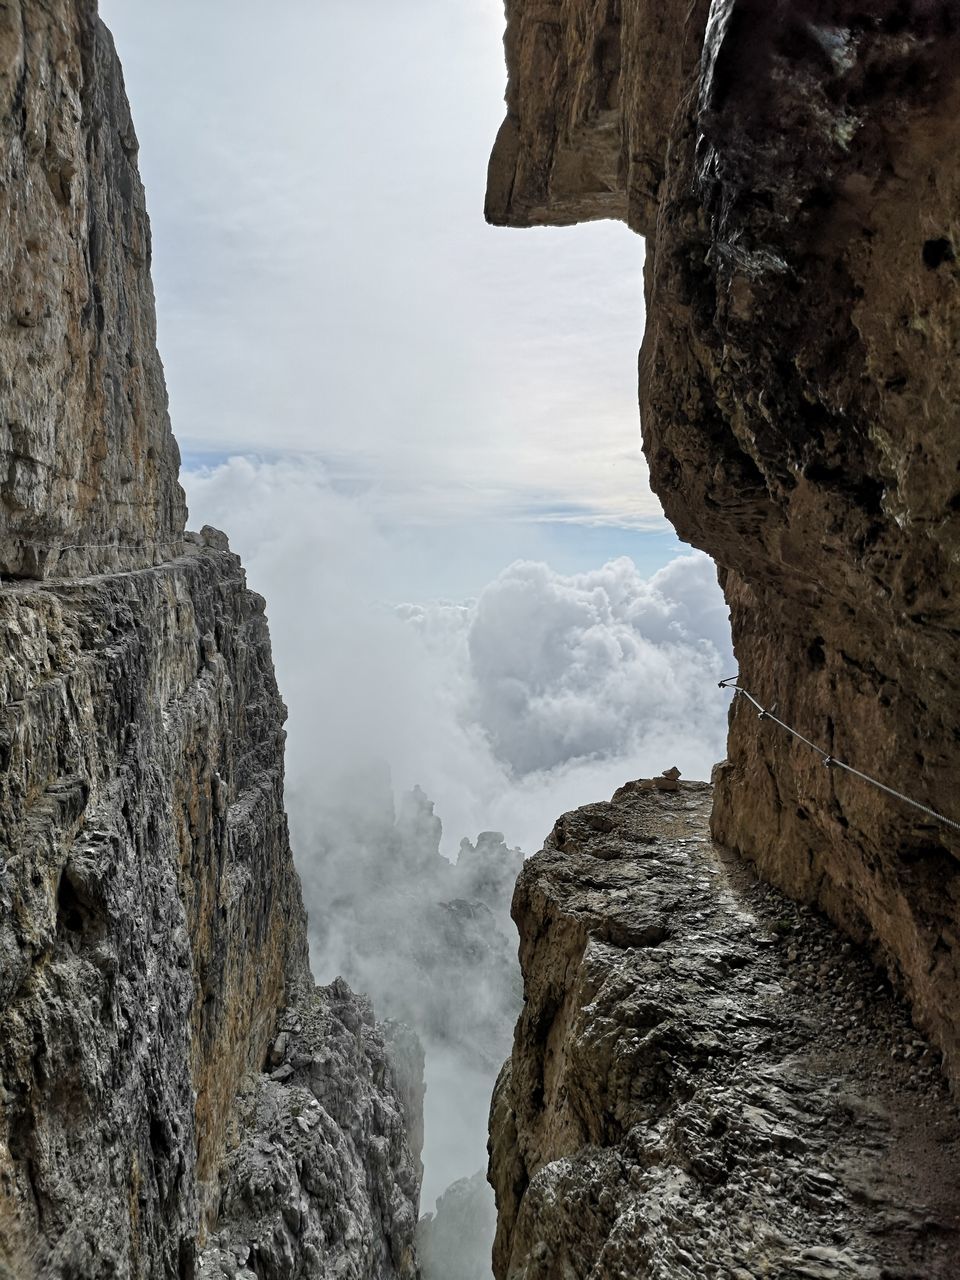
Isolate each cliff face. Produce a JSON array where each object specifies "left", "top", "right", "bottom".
[
  {"left": 489, "top": 784, "right": 960, "bottom": 1278},
  {"left": 1, "top": 536, "right": 304, "bottom": 1271},
  {"left": 0, "top": 4, "right": 422, "bottom": 1275},
  {"left": 0, "top": 1, "right": 185, "bottom": 579},
  {"left": 487, "top": 0, "right": 960, "bottom": 1076},
  {"left": 197, "top": 987, "right": 423, "bottom": 1280}
]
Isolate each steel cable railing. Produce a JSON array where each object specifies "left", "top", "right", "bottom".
[{"left": 718, "top": 676, "right": 960, "bottom": 835}]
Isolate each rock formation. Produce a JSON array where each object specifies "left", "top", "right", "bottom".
[
  {"left": 0, "top": 3, "right": 185, "bottom": 580},
  {"left": 487, "top": 0, "right": 960, "bottom": 1080},
  {"left": 197, "top": 987, "right": 422, "bottom": 1280},
  {"left": 489, "top": 783, "right": 960, "bottom": 1278},
  {"left": 0, "top": 4, "right": 422, "bottom": 1275},
  {"left": 295, "top": 779, "right": 524, "bottom": 1278},
  {"left": 417, "top": 1172, "right": 498, "bottom": 1280}
]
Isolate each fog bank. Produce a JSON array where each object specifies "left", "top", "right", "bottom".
[{"left": 184, "top": 456, "right": 733, "bottom": 858}]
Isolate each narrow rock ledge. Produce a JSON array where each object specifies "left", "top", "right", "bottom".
[{"left": 490, "top": 782, "right": 960, "bottom": 1279}]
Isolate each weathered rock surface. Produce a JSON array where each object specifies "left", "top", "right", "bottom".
[
  {"left": 0, "top": 4, "right": 424, "bottom": 1276},
  {"left": 0, "top": 536, "right": 300, "bottom": 1272},
  {"left": 486, "top": 0, "right": 699, "bottom": 236},
  {"left": 487, "top": 0, "right": 960, "bottom": 1078},
  {"left": 198, "top": 983, "right": 422, "bottom": 1280},
  {"left": 0, "top": 0, "right": 186, "bottom": 579},
  {"left": 490, "top": 782, "right": 960, "bottom": 1279}
]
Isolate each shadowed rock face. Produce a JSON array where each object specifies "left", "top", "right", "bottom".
[
  {"left": 198, "top": 987, "right": 423, "bottom": 1280},
  {"left": 0, "top": 535, "right": 307, "bottom": 1272},
  {"left": 0, "top": 1, "right": 186, "bottom": 579},
  {"left": 487, "top": 0, "right": 960, "bottom": 1076},
  {"left": 0, "top": 533, "right": 425, "bottom": 1279}
]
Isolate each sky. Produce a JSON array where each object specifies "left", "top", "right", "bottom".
[
  {"left": 99, "top": 0, "right": 682, "bottom": 598},
  {"left": 185, "top": 452, "right": 733, "bottom": 854}
]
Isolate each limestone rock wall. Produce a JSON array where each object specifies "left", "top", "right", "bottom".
[
  {"left": 485, "top": 0, "right": 704, "bottom": 236},
  {"left": 0, "top": 537, "right": 301, "bottom": 1272},
  {"left": 0, "top": 0, "right": 186, "bottom": 579},
  {"left": 487, "top": 0, "right": 960, "bottom": 1076},
  {"left": 198, "top": 985, "right": 422, "bottom": 1280}
]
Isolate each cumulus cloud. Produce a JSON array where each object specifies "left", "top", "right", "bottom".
[
  {"left": 463, "top": 556, "right": 731, "bottom": 775},
  {"left": 184, "top": 453, "right": 732, "bottom": 857}
]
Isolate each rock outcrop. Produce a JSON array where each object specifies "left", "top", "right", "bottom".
[
  {"left": 489, "top": 783, "right": 960, "bottom": 1278},
  {"left": 487, "top": 0, "right": 960, "bottom": 1078},
  {"left": 0, "top": 533, "right": 300, "bottom": 1274},
  {"left": 0, "top": 383, "right": 422, "bottom": 1280},
  {"left": 0, "top": 3, "right": 422, "bottom": 1275},
  {"left": 198, "top": 985, "right": 422, "bottom": 1280}
]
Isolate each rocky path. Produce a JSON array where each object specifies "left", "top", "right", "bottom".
[{"left": 489, "top": 782, "right": 960, "bottom": 1279}]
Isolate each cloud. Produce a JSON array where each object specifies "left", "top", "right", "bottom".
[
  {"left": 183, "top": 455, "right": 732, "bottom": 858},
  {"left": 463, "top": 556, "right": 730, "bottom": 775}
]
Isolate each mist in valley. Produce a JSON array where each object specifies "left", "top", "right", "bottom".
[{"left": 183, "top": 458, "right": 734, "bottom": 1277}]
